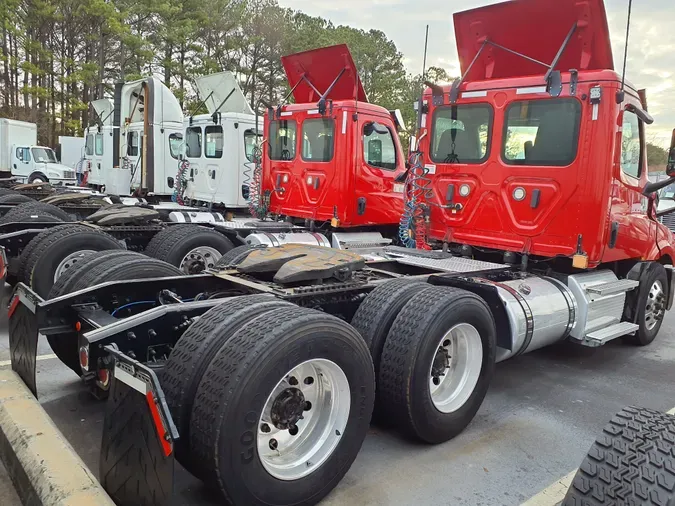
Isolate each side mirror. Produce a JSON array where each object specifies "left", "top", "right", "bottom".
[
  {"left": 667, "top": 128, "right": 675, "bottom": 176},
  {"left": 644, "top": 176, "right": 675, "bottom": 196}
]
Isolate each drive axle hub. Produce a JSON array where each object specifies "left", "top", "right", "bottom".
[{"left": 271, "top": 386, "right": 306, "bottom": 430}]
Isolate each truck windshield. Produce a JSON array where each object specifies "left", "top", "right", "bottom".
[
  {"left": 31, "top": 148, "right": 57, "bottom": 163},
  {"left": 431, "top": 104, "right": 492, "bottom": 164}
]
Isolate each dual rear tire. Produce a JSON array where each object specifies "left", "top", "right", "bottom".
[
  {"left": 162, "top": 298, "right": 375, "bottom": 505},
  {"left": 351, "top": 280, "right": 497, "bottom": 443}
]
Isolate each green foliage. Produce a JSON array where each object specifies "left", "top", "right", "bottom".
[
  {"left": 0, "top": 0, "right": 446, "bottom": 147},
  {"left": 647, "top": 142, "right": 669, "bottom": 167}
]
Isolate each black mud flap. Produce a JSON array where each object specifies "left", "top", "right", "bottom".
[
  {"left": 8, "top": 284, "right": 41, "bottom": 397},
  {"left": 100, "top": 346, "right": 178, "bottom": 506}
]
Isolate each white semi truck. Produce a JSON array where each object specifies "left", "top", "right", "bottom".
[
  {"left": 0, "top": 119, "right": 77, "bottom": 185},
  {"left": 81, "top": 72, "right": 260, "bottom": 209}
]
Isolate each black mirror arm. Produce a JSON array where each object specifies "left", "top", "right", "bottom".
[
  {"left": 626, "top": 103, "right": 654, "bottom": 125},
  {"left": 643, "top": 177, "right": 675, "bottom": 196}
]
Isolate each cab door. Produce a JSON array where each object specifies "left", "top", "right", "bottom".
[
  {"left": 602, "top": 105, "right": 653, "bottom": 262},
  {"left": 354, "top": 112, "right": 406, "bottom": 226}
]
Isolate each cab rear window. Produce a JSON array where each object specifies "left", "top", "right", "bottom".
[
  {"left": 502, "top": 98, "right": 581, "bottom": 166},
  {"left": 431, "top": 104, "right": 492, "bottom": 164},
  {"left": 269, "top": 120, "right": 297, "bottom": 161}
]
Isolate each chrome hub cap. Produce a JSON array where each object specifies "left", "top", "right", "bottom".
[
  {"left": 257, "top": 359, "right": 350, "bottom": 480},
  {"left": 645, "top": 280, "right": 665, "bottom": 331},
  {"left": 429, "top": 323, "right": 483, "bottom": 413},
  {"left": 54, "top": 250, "right": 96, "bottom": 282},
  {"left": 179, "top": 246, "right": 222, "bottom": 274}
]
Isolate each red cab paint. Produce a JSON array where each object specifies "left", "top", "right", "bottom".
[
  {"left": 263, "top": 44, "right": 406, "bottom": 227},
  {"left": 415, "top": 0, "right": 674, "bottom": 268}
]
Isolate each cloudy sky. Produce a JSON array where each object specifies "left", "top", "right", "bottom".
[{"left": 279, "top": 0, "right": 675, "bottom": 148}]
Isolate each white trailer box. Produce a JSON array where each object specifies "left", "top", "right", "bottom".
[
  {"left": 0, "top": 118, "right": 77, "bottom": 185},
  {"left": 0, "top": 119, "right": 37, "bottom": 173}
]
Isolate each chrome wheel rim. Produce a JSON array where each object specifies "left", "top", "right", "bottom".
[
  {"left": 429, "top": 323, "right": 483, "bottom": 413},
  {"left": 257, "top": 359, "right": 350, "bottom": 481},
  {"left": 54, "top": 250, "right": 96, "bottom": 282},
  {"left": 645, "top": 280, "right": 665, "bottom": 331},
  {"left": 179, "top": 246, "right": 222, "bottom": 274}
]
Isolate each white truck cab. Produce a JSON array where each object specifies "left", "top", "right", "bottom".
[
  {"left": 183, "top": 72, "right": 261, "bottom": 208},
  {"left": 0, "top": 119, "right": 77, "bottom": 185}
]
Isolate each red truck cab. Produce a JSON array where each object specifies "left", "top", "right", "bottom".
[
  {"left": 262, "top": 45, "right": 407, "bottom": 228},
  {"left": 415, "top": 0, "right": 675, "bottom": 269}
]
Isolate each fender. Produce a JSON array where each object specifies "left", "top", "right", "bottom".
[{"left": 28, "top": 171, "right": 48, "bottom": 183}]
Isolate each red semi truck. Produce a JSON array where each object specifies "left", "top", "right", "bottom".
[{"left": 6, "top": 0, "right": 675, "bottom": 505}]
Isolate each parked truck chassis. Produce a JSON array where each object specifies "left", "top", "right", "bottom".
[{"left": 7, "top": 241, "right": 674, "bottom": 505}]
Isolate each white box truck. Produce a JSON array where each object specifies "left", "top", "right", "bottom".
[{"left": 0, "top": 119, "right": 78, "bottom": 185}]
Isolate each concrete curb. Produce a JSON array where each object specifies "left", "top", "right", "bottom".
[{"left": 0, "top": 369, "right": 115, "bottom": 506}]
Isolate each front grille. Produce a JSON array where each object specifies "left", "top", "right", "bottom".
[
  {"left": 62, "top": 170, "right": 75, "bottom": 179},
  {"left": 660, "top": 213, "right": 675, "bottom": 232}
]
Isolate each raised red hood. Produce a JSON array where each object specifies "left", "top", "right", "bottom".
[
  {"left": 281, "top": 44, "right": 368, "bottom": 104},
  {"left": 453, "top": 0, "right": 614, "bottom": 81}
]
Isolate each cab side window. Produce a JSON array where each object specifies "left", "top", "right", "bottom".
[
  {"left": 205, "top": 125, "right": 223, "bottom": 159},
  {"left": 185, "top": 127, "right": 202, "bottom": 159},
  {"left": 302, "top": 118, "right": 334, "bottom": 162},
  {"left": 127, "top": 131, "right": 139, "bottom": 157},
  {"left": 16, "top": 147, "right": 30, "bottom": 162},
  {"left": 269, "top": 120, "right": 297, "bottom": 161},
  {"left": 85, "top": 134, "right": 94, "bottom": 156},
  {"left": 363, "top": 122, "right": 396, "bottom": 170},
  {"left": 95, "top": 133, "right": 104, "bottom": 155},
  {"left": 621, "top": 111, "right": 641, "bottom": 178}
]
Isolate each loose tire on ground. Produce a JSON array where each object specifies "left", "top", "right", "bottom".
[
  {"left": 45, "top": 251, "right": 182, "bottom": 376},
  {"left": 378, "top": 286, "right": 496, "bottom": 444},
  {"left": 213, "top": 244, "right": 258, "bottom": 268},
  {"left": 189, "top": 307, "right": 375, "bottom": 505},
  {"left": 0, "top": 188, "right": 17, "bottom": 196},
  {"left": 162, "top": 294, "right": 295, "bottom": 472},
  {"left": 144, "top": 224, "right": 234, "bottom": 274},
  {"left": 0, "top": 193, "right": 33, "bottom": 204},
  {"left": 563, "top": 406, "right": 675, "bottom": 506},
  {"left": 20, "top": 224, "right": 124, "bottom": 297}
]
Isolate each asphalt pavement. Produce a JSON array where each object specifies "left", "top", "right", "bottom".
[{"left": 1, "top": 295, "right": 674, "bottom": 505}]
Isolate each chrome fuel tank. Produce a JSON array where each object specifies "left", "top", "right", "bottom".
[{"left": 494, "top": 276, "right": 576, "bottom": 362}]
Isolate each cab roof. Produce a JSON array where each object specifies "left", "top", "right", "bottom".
[{"left": 454, "top": 0, "right": 614, "bottom": 81}]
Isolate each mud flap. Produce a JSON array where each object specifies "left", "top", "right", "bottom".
[
  {"left": 100, "top": 346, "right": 178, "bottom": 506},
  {"left": 8, "top": 285, "right": 40, "bottom": 397}
]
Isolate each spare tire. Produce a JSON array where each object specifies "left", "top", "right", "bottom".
[
  {"left": 564, "top": 406, "right": 675, "bottom": 506},
  {"left": 0, "top": 188, "right": 18, "bottom": 196},
  {"left": 20, "top": 224, "right": 125, "bottom": 297},
  {"left": 144, "top": 225, "right": 234, "bottom": 274},
  {"left": 0, "top": 193, "right": 33, "bottom": 204}
]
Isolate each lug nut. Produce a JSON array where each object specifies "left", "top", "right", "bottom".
[
  {"left": 304, "top": 401, "right": 312, "bottom": 411},
  {"left": 260, "top": 423, "right": 270, "bottom": 433},
  {"left": 269, "top": 438, "right": 278, "bottom": 450},
  {"left": 289, "top": 425, "right": 298, "bottom": 436},
  {"left": 443, "top": 339, "right": 450, "bottom": 347},
  {"left": 432, "top": 377, "right": 440, "bottom": 386},
  {"left": 288, "top": 376, "right": 298, "bottom": 386},
  {"left": 304, "top": 377, "right": 314, "bottom": 385}
]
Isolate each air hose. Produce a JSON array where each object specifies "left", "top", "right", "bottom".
[
  {"left": 398, "top": 151, "right": 431, "bottom": 249},
  {"left": 245, "top": 143, "right": 268, "bottom": 219},
  {"left": 172, "top": 159, "right": 189, "bottom": 205}
]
